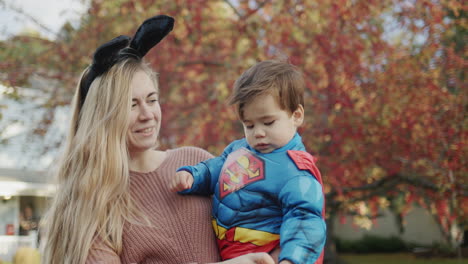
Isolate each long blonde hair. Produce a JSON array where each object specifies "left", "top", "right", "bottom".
[{"left": 42, "top": 59, "right": 157, "bottom": 264}]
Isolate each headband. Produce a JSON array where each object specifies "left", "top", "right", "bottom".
[{"left": 79, "top": 15, "right": 175, "bottom": 108}]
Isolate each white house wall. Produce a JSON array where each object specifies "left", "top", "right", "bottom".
[
  {"left": 333, "top": 206, "right": 445, "bottom": 245},
  {"left": 0, "top": 196, "right": 19, "bottom": 236}
]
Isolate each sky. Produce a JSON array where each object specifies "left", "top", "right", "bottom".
[
  {"left": 0, "top": 85, "right": 69, "bottom": 170},
  {"left": 0, "top": 0, "right": 87, "bottom": 40}
]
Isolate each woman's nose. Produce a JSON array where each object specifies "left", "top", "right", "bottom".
[{"left": 138, "top": 104, "right": 152, "bottom": 120}]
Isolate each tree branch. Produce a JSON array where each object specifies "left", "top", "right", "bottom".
[
  {"left": 326, "top": 174, "right": 437, "bottom": 203},
  {"left": 176, "top": 60, "right": 227, "bottom": 67},
  {"left": 344, "top": 211, "right": 385, "bottom": 219},
  {"left": 244, "top": 0, "right": 271, "bottom": 20},
  {"left": 7, "top": 3, "right": 58, "bottom": 39},
  {"left": 223, "top": 0, "right": 242, "bottom": 18},
  {"left": 223, "top": 0, "right": 271, "bottom": 19}
]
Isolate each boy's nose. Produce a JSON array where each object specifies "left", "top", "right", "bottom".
[{"left": 254, "top": 127, "right": 265, "bottom": 138}]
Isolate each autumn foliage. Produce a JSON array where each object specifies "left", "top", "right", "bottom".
[{"left": 1, "top": 0, "right": 466, "bottom": 249}]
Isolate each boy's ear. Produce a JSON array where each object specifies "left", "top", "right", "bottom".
[{"left": 293, "top": 104, "right": 304, "bottom": 127}]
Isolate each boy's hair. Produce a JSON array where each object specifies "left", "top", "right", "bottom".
[{"left": 229, "top": 60, "right": 305, "bottom": 119}]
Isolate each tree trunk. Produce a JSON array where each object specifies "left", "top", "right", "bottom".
[{"left": 324, "top": 215, "right": 338, "bottom": 264}]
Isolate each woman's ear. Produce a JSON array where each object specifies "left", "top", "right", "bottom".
[{"left": 293, "top": 104, "right": 304, "bottom": 127}]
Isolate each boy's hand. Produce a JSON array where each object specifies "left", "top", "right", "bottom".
[{"left": 169, "top": 171, "right": 194, "bottom": 192}]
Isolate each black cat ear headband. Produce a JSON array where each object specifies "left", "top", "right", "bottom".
[{"left": 79, "top": 15, "right": 175, "bottom": 108}]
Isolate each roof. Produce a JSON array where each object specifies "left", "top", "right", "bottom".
[{"left": 0, "top": 167, "right": 55, "bottom": 197}]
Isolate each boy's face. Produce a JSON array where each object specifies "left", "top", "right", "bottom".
[{"left": 241, "top": 93, "right": 304, "bottom": 153}]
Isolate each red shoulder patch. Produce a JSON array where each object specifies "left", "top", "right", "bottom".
[{"left": 287, "top": 150, "right": 323, "bottom": 185}]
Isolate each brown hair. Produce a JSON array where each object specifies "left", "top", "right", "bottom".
[{"left": 229, "top": 60, "right": 305, "bottom": 119}]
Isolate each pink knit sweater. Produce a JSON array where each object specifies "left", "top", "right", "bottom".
[{"left": 87, "top": 147, "right": 220, "bottom": 263}]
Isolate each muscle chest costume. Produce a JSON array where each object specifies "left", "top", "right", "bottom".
[{"left": 178, "top": 133, "right": 326, "bottom": 264}]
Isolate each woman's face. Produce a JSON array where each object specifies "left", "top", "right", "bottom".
[{"left": 126, "top": 70, "right": 161, "bottom": 153}]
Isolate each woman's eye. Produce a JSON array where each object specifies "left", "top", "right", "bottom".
[{"left": 147, "top": 99, "right": 158, "bottom": 104}]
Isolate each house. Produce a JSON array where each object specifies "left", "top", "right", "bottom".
[
  {"left": 0, "top": 167, "right": 53, "bottom": 262},
  {"left": 333, "top": 206, "right": 447, "bottom": 246}
]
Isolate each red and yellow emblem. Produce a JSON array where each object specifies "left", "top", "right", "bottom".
[{"left": 219, "top": 148, "right": 264, "bottom": 199}]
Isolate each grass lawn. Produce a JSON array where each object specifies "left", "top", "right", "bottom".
[{"left": 339, "top": 253, "right": 468, "bottom": 264}]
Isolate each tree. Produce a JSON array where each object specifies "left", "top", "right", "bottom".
[{"left": 1, "top": 0, "right": 466, "bottom": 260}]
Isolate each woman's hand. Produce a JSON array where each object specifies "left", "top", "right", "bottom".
[{"left": 214, "top": 252, "right": 275, "bottom": 264}]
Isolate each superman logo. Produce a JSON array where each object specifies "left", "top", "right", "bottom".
[{"left": 219, "top": 148, "right": 265, "bottom": 199}]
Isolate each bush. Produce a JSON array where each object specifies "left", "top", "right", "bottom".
[{"left": 335, "top": 235, "right": 407, "bottom": 253}]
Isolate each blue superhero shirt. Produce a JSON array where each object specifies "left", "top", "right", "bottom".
[{"left": 178, "top": 133, "right": 326, "bottom": 264}]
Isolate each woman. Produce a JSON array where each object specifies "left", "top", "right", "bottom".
[{"left": 41, "top": 15, "right": 274, "bottom": 264}]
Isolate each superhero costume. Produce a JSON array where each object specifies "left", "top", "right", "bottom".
[{"left": 178, "top": 133, "right": 326, "bottom": 264}]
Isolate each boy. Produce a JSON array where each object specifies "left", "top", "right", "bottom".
[{"left": 170, "top": 60, "right": 326, "bottom": 264}]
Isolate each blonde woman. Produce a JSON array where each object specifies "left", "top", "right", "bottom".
[{"left": 41, "top": 15, "right": 274, "bottom": 264}]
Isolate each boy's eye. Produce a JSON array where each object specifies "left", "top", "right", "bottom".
[
  {"left": 244, "top": 123, "right": 254, "bottom": 129},
  {"left": 265, "top": 120, "right": 275, "bottom": 126}
]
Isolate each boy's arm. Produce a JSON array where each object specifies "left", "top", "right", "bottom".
[
  {"left": 177, "top": 156, "right": 224, "bottom": 195},
  {"left": 177, "top": 143, "right": 236, "bottom": 195},
  {"left": 278, "top": 175, "right": 326, "bottom": 264}
]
